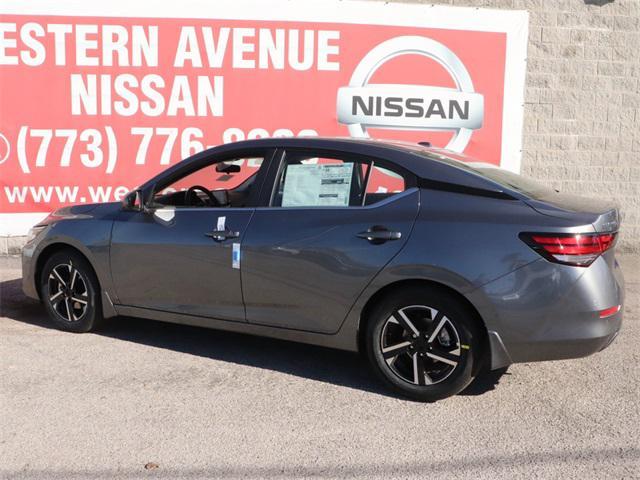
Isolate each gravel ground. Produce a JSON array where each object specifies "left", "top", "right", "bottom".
[{"left": 1, "top": 254, "right": 639, "bottom": 480}]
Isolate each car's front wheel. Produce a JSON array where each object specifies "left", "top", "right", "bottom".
[
  {"left": 366, "top": 286, "right": 483, "bottom": 401},
  {"left": 40, "top": 249, "right": 103, "bottom": 333}
]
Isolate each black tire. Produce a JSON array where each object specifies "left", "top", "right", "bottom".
[
  {"left": 40, "top": 249, "right": 103, "bottom": 333},
  {"left": 365, "top": 286, "right": 483, "bottom": 402}
]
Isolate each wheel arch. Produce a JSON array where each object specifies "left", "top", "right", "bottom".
[
  {"left": 357, "top": 278, "right": 491, "bottom": 371},
  {"left": 35, "top": 243, "right": 97, "bottom": 297},
  {"left": 34, "top": 241, "right": 118, "bottom": 319}
]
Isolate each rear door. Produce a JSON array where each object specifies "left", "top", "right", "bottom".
[{"left": 240, "top": 148, "right": 419, "bottom": 334}]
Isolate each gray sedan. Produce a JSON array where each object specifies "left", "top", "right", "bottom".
[{"left": 22, "top": 138, "right": 625, "bottom": 401}]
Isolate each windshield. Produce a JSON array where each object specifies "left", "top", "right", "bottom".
[
  {"left": 463, "top": 165, "right": 558, "bottom": 197},
  {"left": 393, "top": 143, "right": 558, "bottom": 198}
]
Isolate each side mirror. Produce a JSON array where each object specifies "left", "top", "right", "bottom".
[
  {"left": 123, "top": 189, "right": 148, "bottom": 212},
  {"left": 216, "top": 162, "right": 241, "bottom": 174}
]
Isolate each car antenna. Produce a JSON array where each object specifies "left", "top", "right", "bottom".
[{"left": 417, "top": 141, "right": 431, "bottom": 147}]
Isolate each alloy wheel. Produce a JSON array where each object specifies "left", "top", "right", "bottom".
[
  {"left": 47, "top": 262, "right": 89, "bottom": 322},
  {"left": 380, "top": 305, "right": 463, "bottom": 385}
]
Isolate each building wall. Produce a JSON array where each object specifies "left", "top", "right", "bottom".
[{"left": 382, "top": 0, "right": 639, "bottom": 252}]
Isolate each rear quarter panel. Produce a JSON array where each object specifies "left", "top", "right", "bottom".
[{"left": 337, "top": 188, "right": 598, "bottom": 342}]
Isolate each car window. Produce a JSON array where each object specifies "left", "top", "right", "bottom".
[
  {"left": 365, "top": 166, "right": 406, "bottom": 203},
  {"left": 153, "top": 157, "right": 263, "bottom": 208},
  {"left": 271, "top": 151, "right": 408, "bottom": 208},
  {"left": 463, "top": 165, "right": 557, "bottom": 197},
  {"left": 404, "top": 146, "right": 555, "bottom": 197}
]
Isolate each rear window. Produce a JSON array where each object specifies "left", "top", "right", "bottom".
[
  {"left": 395, "top": 143, "right": 557, "bottom": 198},
  {"left": 465, "top": 165, "right": 557, "bottom": 197}
]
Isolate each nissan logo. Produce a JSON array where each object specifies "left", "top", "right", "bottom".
[{"left": 337, "top": 36, "right": 484, "bottom": 152}]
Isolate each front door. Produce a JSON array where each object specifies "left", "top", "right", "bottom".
[
  {"left": 241, "top": 149, "right": 419, "bottom": 333},
  {"left": 110, "top": 152, "right": 269, "bottom": 321}
]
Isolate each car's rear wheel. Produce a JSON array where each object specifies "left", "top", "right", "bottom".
[
  {"left": 365, "top": 286, "right": 482, "bottom": 401},
  {"left": 40, "top": 249, "right": 103, "bottom": 333}
]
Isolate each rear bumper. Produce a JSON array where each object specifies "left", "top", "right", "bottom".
[
  {"left": 505, "top": 310, "right": 622, "bottom": 363},
  {"left": 474, "top": 254, "right": 624, "bottom": 367}
]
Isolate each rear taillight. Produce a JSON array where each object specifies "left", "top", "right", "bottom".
[
  {"left": 520, "top": 232, "right": 617, "bottom": 267},
  {"left": 599, "top": 305, "right": 620, "bottom": 318}
]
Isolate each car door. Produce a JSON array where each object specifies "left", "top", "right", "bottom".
[
  {"left": 240, "top": 148, "right": 419, "bottom": 334},
  {"left": 109, "top": 149, "right": 272, "bottom": 321}
]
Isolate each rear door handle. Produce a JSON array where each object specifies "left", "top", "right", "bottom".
[
  {"left": 205, "top": 229, "right": 239, "bottom": 241},
  {"left": 356, "top": 226, "right": 402, "bottom": 244}
]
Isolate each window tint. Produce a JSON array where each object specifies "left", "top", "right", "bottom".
[
  {"left": 404, "top": 145, "right": 556, "bottom": 197},
  {"left": 464, "top": 166, "right": 557, "bottom": 197},
  {"left": 271, "top": 151, "right": 407, "bottom": 208}
]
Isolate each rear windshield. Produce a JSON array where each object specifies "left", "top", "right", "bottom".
[
  {"left": 465, "top": 165, "right": 558, "bottom": 197},
  {"left": 391, "top": 142, "right": 558, "bottom": 198}
]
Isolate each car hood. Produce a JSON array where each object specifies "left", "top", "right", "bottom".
[{"left": 38, "top": 202, "right": 121, "bottom": 225}]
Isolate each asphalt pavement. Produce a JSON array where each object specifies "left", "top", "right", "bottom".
[{"left": 1, "top": 254, "right": 639, "bottom": 479}]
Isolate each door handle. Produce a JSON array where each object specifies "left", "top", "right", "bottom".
[
  {"left": 356, "top": 226, "right": 402, "bottom": 244},
  {"left": 205, "top": 229, "right": 239, "bottom": 241}
]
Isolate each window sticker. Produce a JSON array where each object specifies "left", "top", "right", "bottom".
[{"left": 281, "top": 163, "right": 354, "bottom": 207}]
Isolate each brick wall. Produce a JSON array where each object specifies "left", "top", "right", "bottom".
[{"left": 384, "top": 0, "right": 639, "bottom": 252}]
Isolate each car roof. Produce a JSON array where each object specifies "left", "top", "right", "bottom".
[
  {"left": 212, "top": 137, "right": 515, "bottom": 197},
  {"left": 213, "top": 136, "right": 432, "bottom": 162},
  {"left": 144, "top": 137, "right": 517, "bottom": 199}
]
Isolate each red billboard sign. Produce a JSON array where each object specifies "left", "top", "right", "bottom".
[{"left": 0, "top": 0, "right": 528, "bottom": 233}]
